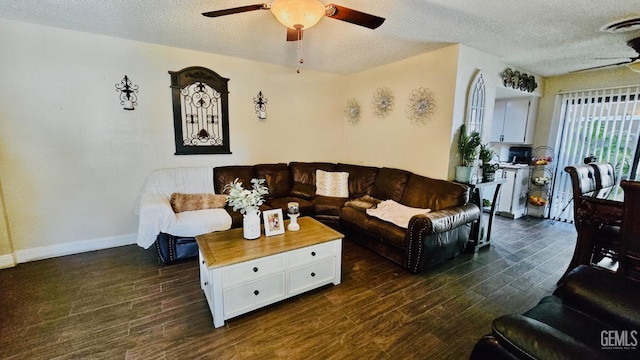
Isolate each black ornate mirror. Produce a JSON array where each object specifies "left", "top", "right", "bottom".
[{"left": 169, "top": 66, "right": 231, "bottom": 155}]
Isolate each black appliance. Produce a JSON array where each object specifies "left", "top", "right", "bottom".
[{"left": 508, "top": 146, "right": 532, "bottom": 164}]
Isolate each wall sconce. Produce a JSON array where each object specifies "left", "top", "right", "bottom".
[
  {"left": 253, "top": 91, "right": 268, "bottom": 119},
  {"left": 115, "top": 75, "right": 139, "bottom": 110}
]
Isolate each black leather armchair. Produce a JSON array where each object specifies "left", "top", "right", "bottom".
[
  {"left": 471, "top": 177, "right": 640, "bottom": 360},
  {"left": 470, "top": 265, "right": 640, "bottom": 360}
]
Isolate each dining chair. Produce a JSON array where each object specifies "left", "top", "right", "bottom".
[
  {"left": 564, "top": 164, "right": 598, "bottom": 230},
  {"left": 589, "top": 162, "right": 616, "bottom": 188},
  {"left": 564, "top": 164, "right": 619, "bottom": 265},
  {"left": 619, "top": 180, "right": 640, "bottom": 281}
]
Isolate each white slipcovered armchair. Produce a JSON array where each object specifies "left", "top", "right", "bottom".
[{"left": 136, "top": 167, "right": 232, "bottom": 253}]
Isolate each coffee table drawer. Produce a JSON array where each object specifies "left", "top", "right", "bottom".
[
  {"left": 288, "top": 257, "right": 336, "bottom": 295},
  {"left": 287, "top": 241, "right": 338, "bottom": 267},
  {"left": 223, "top": 273, "right": 286, "bottom": 318},
  {"left": 222, "top": 254, "right": 285, "bottom": 286}
]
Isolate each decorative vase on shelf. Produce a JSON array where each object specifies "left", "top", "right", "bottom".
[
  {"left": 243, "top": 207, "right": 261, "bottom": 240},
  {"left": 455, "top": 165, "right": 473, "bottom": 183}
]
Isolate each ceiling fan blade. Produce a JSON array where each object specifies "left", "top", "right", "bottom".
[
  {"left": 324, "top": 4, "right": 385, "bottom": 29},
  {"left": 594, "top": 56, "right": 633, "bottom": 60},
  {"left": 286, "top": 27, "right": 304, "bottom": 41},
  {"left": 202, "top": 4, "right": 269, "bottom": 18},
  {"left": 572, "top": 59, "right": 635, "bottom": 73}
]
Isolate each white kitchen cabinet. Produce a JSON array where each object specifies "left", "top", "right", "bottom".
[
  {"left": 497, "top": 166, "right": 530, "bottom": 219},
  {"left": 491, "top": 98, "right": 536, "bottom": 144}
]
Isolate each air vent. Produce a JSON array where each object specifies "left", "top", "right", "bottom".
[{"left": 601, "top": 16, "right": 640, "bottom": 33}]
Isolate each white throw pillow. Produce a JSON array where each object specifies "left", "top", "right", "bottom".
[{"left": 315, "top": 170, "right": 349, "bottom": 198}]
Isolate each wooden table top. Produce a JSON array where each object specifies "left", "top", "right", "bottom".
[{"left": 196, "top": 217, "right": 344, "bottom": 268}]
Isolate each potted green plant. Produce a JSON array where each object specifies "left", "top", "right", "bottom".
[
  {"left": 455, "top": 124, "right": 481, "bottom": 183},
  {"left": 479, "top": 143, "right": 499, "bottom": 182}
]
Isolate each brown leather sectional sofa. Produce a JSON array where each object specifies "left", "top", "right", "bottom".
[{"left": 213, "top": 162, "right": 480, "bottom": 274}]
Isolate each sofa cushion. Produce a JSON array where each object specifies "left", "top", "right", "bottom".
[
  {"left": 554, "top": 265, "right": 640, "bottom": 329},
  {"left": 371, "top": 167, "right": 412, "bottom": 202},
  {"left": 365, "top": 200, "right": 431, "bottom": 229},
  {"left": 339, "top": 206, "right": 371, "bottom": 232},
  {"left": 266, "top": 197, "right": 314, "bottom": 217},
  {"left": 336, "top": 163, "right": 379, "bottom": 198},
  {"left": 400, "top": 174, "right": 469, "bottom": 211},
  {"left": 345, "top": 195, "right": 381, "bottom": 211},
  {"left": 289, "top": 182, "right": 316, "bottom": 199},
  {"left": 214, "top": 165, "right": 256, "bottom": 194},
  {"left": 315, "top": 170, "right": 349, "bottom": 198},
  {"left": 312, "top": 196, "right": 348, "bottom": 216},
  {"left": 289, "top": 162, "right": 336, "bottom": 185},
  {"left": 520, "top": 298, "right": 613, "bottom": 350},
  {"left": 170, "top": 193, "right": 227, "bottom": 213},
  {"left": 255, "top": 163, "right": 291, "bottom": 198},
  {"left": 367, "top": 217, "right": 407, "bottom": 248}
]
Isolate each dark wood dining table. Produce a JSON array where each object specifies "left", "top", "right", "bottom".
[{"left": 559, "top": 184, "right": 625, "bottom": 282}]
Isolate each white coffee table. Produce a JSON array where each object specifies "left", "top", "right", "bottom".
[{"left": 196, "top": 217, "right": 343, "bottom": 328}]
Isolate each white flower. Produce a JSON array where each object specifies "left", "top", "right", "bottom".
[{"left": 223, "top": 178, "right": 269, "bottom": 215}]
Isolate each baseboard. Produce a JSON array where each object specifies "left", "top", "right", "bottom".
[
  {"left": 14, "top": 233, "right": 137, "bottom": 264},
  {"left": 0, "top": 253, "right": 16, "bottom": 269}
]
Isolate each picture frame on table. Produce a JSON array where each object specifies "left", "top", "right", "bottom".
[{"left": 263, "top": 208, "right": 285, "bottom": 236}]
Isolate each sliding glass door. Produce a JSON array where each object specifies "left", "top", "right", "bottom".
[{"left": 549, "top": 86, "right": 640, "bottom": 223}]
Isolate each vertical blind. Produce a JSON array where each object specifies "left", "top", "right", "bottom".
[{"left": 549, "top": 85, "right": 640, "bottom": 223}]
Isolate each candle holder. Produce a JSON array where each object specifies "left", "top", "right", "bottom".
[
  {"left": 115, "top": 75, "right": 138, "bottom": 110},
  {"left": 253, "top": 91, "right": 267, "bottom": 119},
  {"left": 287, "top": 202, "right": 300, "bottom": 231}
]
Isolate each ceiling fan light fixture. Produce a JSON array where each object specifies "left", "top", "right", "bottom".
[
  {"left": 600, "top": 16, "right": 640, "bottom": 33},
  {"left": 270, "top": 0, "right": 325, "bottom": 29},
  {"left": 628, "top": 61, "right": 640, "bottom": 73}
]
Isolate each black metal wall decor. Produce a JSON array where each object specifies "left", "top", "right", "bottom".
[
  {"left": 254, "top": 91, "right": 267, "bottom": 119},
  {"left": 115, "top": 75, "right": 138, "bottom": 110},
  {"left": 169, "top": 66, "right": 231, "bottom": 155},
  {"left": 499, "top": 68, "right": 538, "bottom": 93}
]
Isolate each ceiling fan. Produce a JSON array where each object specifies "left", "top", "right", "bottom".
[
  {"left": 577, "top": 37, "right": 640, "bottom": 72},
  {"left": 202, "top": 0, "right": 385, "bottom": 41}
]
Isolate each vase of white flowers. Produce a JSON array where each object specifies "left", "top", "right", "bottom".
[{"left": 224, "top": 178, "right": 269, "bottom": 240}]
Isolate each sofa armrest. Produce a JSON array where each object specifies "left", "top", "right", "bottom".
[
  {"left": 469, "top": 335, "right": 522, "bottom": 360},
  {"left": 554, "top": 265, "right": 640, "bottom": 328},
  {"left": 406, "top": 203, "right": 480, "bottom": 239},
  {"left": 136, "top": 193, "right": 174, "bottom": 249},
  {"left": 419, "top": 202, "right": 480, "bottom": 233},
  {"left": 490, "top": 314, "right": 603, "bottom": 360},
  {"left": 405, "top": 203, "right": 480, "bottom": 273}
]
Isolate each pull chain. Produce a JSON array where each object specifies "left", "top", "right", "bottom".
[{"left": 296, "top": 28, "right": 303, "bottom": 74}]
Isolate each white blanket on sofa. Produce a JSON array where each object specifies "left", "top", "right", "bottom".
[
  {"left": 366, "top": 200, "right": 431, "bottom": 229},
  {"left": 136, "top": 167, "right": 232, "bottom": 249}
]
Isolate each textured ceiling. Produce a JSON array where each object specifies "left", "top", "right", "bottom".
[{"left": 1, "top": 0, "right": 639, "bottom": 76}]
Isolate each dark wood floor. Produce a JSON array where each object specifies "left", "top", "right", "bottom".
[{"left": 0, "top": 216, "right": 577, "bottom": 359}]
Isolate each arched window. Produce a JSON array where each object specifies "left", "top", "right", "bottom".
[{"left": 466, "top": 71, "right": 486, "bottom": 135}]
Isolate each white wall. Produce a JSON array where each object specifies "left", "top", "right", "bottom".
[
  {"left": 0, "top": 18, "right": 345, "bottom": 264},
  {"left": 0, "top": 18, "right": 541, "bottom": 266},
  {"left": 449, "top": 45, "right": 512, "bottom": 179},
  {"left": 343, "top": 45, "right": 460, "bottom": 179},
  {"left": 0, "top": 175, "right": 14, "bottom": 268}
]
